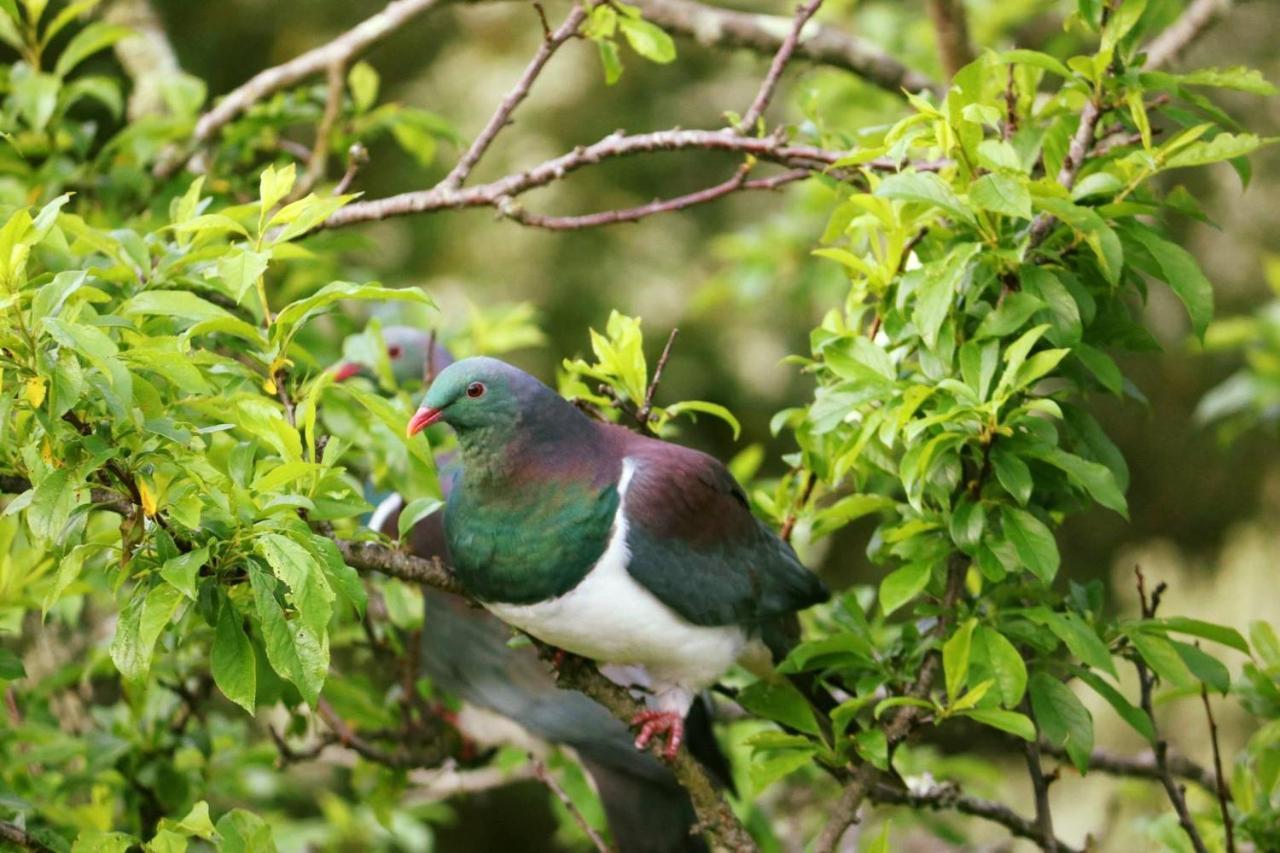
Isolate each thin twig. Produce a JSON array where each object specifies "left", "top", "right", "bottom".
[
  {"left": 498, "top": 167, "right": 807, "bottom": 230},
  {"left": 779, "top": 470, "right": 817, "bottom": 543},
  {"left": 0, "top": 821, "right": 55, "bottom": 853},
  {"left": 738, "top": 0, "right": 825, "bottom": 132},
  {"left": 335, "top": 539, "right": 465, "bottom": 594},
  {"left": 637, "top": 327, "right": 679, "bottom": 425},
  {"left": 1143, "top": 0, "right": 1233, "bottom": 71},
  {"left": 316, "top": 698, "right": 452, "bottom": 770},
  {"left": 1022, "top": 700, "right": 1058, "bottom": 852},
  {"left": 1028, "top": 96, "right": 1102, "bottom": 248},
  {"left": 1200, "top": 682, "right": 1236, "bottom": 853},
  {"left": 323, "top": 128, "right": 941, "bottom": 229},
  {"left": 1134, "top": 566, "right": 1209, "bottom": 853},
  {"left": 293, "top": 61, "right": 347, "bottom": 200},
  {"left": 1037, "top": 742, "right": 1220, "bottom": 795},
  {"left": 441, "top": 3, "right": 587, "bottom": 190},
  {"left": 334, "top": 143, "right": 370, "bottom": 196},
  {"left": 632, "top": 0, "right": 939, "bottom": 95},
  {"left": 925, "top": 0, "right": 974, "bottom": 78},
  {"left": 531, "top": 757, "right": 614, "bottom": 853},
  {"left": 867, "top": 781, "right": 1083, "bottom": 853},
  {"left": 158, "top": 0, "right": 443, "bottom": 176}
]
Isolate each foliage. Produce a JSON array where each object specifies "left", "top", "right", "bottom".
[{"left": 0, "top": 0, "right": 1277, "bottom": 851}]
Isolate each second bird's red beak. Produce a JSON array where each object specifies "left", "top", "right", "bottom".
[
  {"left": 406, "top": 406, "right": 443, "bottom": 437},
  {"left": 332, "top": 362, "right": 362, "bottom": 382}
]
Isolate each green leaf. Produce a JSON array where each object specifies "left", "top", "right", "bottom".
[
  {"left": 1034, "top": 448, "right": 1128, "bottom": 516},
  {"left": 618, "top": 17, "right": 675, "bottom": 63},
  {"left": 1033, "top": 196, "right": 1123, "bottom": 284},
  {"left": 970, "top": 172, "right": 1032, "bottom": 219},
  {"left": 1163, "top": 132, "right": 1262, "bottom": 170},
  {"left": 943, "top": 618, "right": 976, "bottom": 704},
  {"left": 999, "top": 48, "right": 1073, "bottom": 78},
  {"left": 255, "top": 533, "right": 334, "bottom": 637},
  {"left": 121, "top": 290, "right": 235, "bottom": 322},
  {"left": 1155, "top": 617, "right": 1249, "bottom": 653},
  {"left": 948, "top": 499, "right": 985, "bottom": 551},
  {"left": 249, "top": 565, "right": 328, "bottom": 706},
  {"left": 596, "top": 39, "right": 623, "bottom": 85},
  {"left": 212, "top": 601, "right": 256, "bottom": 714},
  {"left": 913, "top": 244, "right": 980, "bottom": 348},
  {"left": 1074, "top": 667, "right": 1155, "bottom": 742},
  {"left": 1000, "top": 506, "right": 1059, "bottom": 582},
  {"left": 1029, "top": 673, "right": 1093, "bottom": 774},
  {"left": 663, "top": 400, "right": 741, "bottom": 439},
  {"left": 397, "top": 497, "right": 443, "bottom": 540},
  {"left": 1249, "top": 621, "right": 1280, "bottom": 668},
  {"left": 853, "top": 729, "right": 889, "bottom": 770},
  {"left": 27, "top": 467, "right": 82, "bottom": 540},
  {"left": 54, "top": 21, "right": 129, "bottom": 77},
  {"left": 1030, "top": 609, "right": 1118, "bottom": 679},
  {"left": 879, "top": 561, "right": 932, "bottom": 616},
  {"left": 215, "top": 810, "right": 277, "bottom": 853},
  {"left": 960, "top": 708, "right": 1036, "bottom": 741},
  {"left": 876, "top": 171, "right": 976, "bottom": 225},
  {"left": 259, "top": 162, "right": 296, "bottom": 212},
  {"left": 160, "top": 547, "right": 209, "bottom": 600},
  {"left": 1121, "top": 224, "right": 1214, "bottom": 338},
  {"left": 0, "top": 647, "right": 25, "bottom": 680},
  {"left": 1171, "top": 640, "right": 1230, "bottom": 694},
  {"left": 977, "top": 626, "right": 1027, "bottom": 707},
  {"left": 110, "top": 583, "right": 183, "bottom": 685},
  {"left": 749, "top": 747, "right": 816, "bottom": 792},
  {"left": 347, "top": 61, "right": 379, "bottom": 112},
  {"left": 991, "top": 446, "right": 1032, "bottom": 505},
  {"left": 1128, "top": 630, "right": 1197, "bottom": 689},
  {"left": 737, "top": 679, "right": 820, "bottom": 736},
  {"left": 272, "top": 281, "right": 433, "bottom": 342},
  {"left": 1173, "top": 66, "right": 1277, "bottom": 95},
  {"left": 217, "top": 249, "right": 271, "bottom": 303}
]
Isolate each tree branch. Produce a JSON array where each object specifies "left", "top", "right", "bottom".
[
  {"left": 1200, "top": 684, "right": 1236, "bottom": 853},
  {"left": 739, "top": 0, "right": 825, "bottom": 132},
  {"left": 1133, "top": 566, "right": 1209, "bottom": 853},
  {"left": 0, "top": 821, "right": 55, "bottom": 853},
  {"left": 441, "top": 2, "right": 587, "bottom": 190},
  {"left": 322, "top": 128, "right": 931, "bottom": 229},
  {"left": 632, "top": 0, "right": 939, "bottom": 95},
  {"left": 334, "top": 539, "right": 465, "bottom": 594},
  {"left": 925, "top": 0, "right": 974, "bottom": 79},
  {"left": 1036, "top": 742, "right": 1221, "bottom": 795},
  {"left": 1022, "top": 701, "right": 1059, "bottom": 852},
  {"left": 158, "top": 0, "right": 444, "bottom": 176},
  {"left": 531, "top": 756, "right": 614, "bottom": 853},
  {"left": 1143, "top": 0, "right": 1233, "bottom": 71},
  {"left": 867, "top": 781, "right": 1083, "bottom": 853},
  {"left": 105, "top": 0, "right": 182, "bottom": 120},
  {"left": 1028, "top": 96, "right": 1102, "bottom": 248},
  {"left": 293, "top": 61, "right": 348, "bottom": 200}
]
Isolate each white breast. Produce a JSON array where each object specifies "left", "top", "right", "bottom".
[{"left": 484, "top": 458, "right": 747, "bottom": 703}]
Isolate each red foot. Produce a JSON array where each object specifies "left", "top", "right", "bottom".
[
  {"left": 552, "top": 648, "right": 569, "bottom": 670},
  {"left": 631, "top": 710, "right": 684, "bottom": 761}
]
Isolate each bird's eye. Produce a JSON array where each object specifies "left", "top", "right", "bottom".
[
  {"left": 387, "top": 345, "right": 402, "bottom": 358},
  {"left": 466, "top": 382, "right": 486, "bottom": 398}
]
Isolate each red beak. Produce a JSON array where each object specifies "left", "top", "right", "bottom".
[
  {"left": 332, "top": 362, "right": 363, "bottom": 382},
  {"left": 406, "top": 406, "right": 443, "bottom": 437}
]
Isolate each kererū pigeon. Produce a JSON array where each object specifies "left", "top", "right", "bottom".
[
  {"left": 406, "top": 356, "right": 829, "bottom": 758},
  {"left": 334, "top": 330, "right": 732, "bottom": 852},
  {"left": 332, "top": 324, "right": 454, "bottom": 385}
]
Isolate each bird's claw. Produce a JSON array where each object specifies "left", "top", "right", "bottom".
[{"left": 630, "top": 710, "right": 684, "bottom": 761}]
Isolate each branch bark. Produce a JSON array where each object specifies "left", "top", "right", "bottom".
[
  {"left": 867, "top": 781, "right": 1082, "bottom": 853},
  {"left": 1143, "top": 0, "right": 1232, "bottom": 71},
  {"left": 738, "top": 0, "right": 825, "bottom": 132},
  {"left": 0, "top": 821, "right": 55, "bottom": 853},
  {"left": 105, "top": 0, "right": 182, "bottom": 120},
  {"left": 633, "top": 0, "right": 939, "bottom": 95},
  {"left": 925, "top": 0, "right": 974, "bottom": 79},
  {"left": 1036, "top": 742, "right": 1220, "bottom": 795}
]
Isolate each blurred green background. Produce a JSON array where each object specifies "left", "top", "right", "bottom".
[{"left": 141, "top": 1, "right": 1280, "bottom": 847}]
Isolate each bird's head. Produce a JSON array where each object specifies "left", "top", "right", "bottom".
[
  {"left": 332, "top": 326, "right": 453, "bottom": 388},
  {"left": 406, "top": 356, "right": 534, "bottom": 437}
]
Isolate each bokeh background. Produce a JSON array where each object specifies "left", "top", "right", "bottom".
[{"left": 128, "top": 0, "right": 1280, "bottom": 848}]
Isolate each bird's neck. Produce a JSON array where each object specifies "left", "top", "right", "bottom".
[{"left": 455, "top": 397, "right": 602, "bottom": 492}]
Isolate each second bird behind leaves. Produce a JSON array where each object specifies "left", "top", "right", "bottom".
[{"left": 407, "top": 356, "right": 829, "bottom": 757}]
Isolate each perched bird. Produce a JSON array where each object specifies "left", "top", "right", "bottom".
[
  {"left": 335, "top": 330, "right": 730, "bottom": 852},
  {"left": 406, "top": 356, "right": 829, "bottom": 757}
]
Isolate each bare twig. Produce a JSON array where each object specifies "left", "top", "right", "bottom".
[
  {"left": 925, "top": 0, "right": 974, "bottom": 79},
  {"left": 335, "top": 539, "right": 465, "bottom": 594},
  {"left": 867, "top": 781, "right": 1083, "bottom": 853},
  {"left": 441, "top": 3, "right": 587, "bottom": 190},
  {"left": 316, "top": 698, "right": 452, "bottom": 770},
  {"left": 0, "top": 821, "right": 55, "bottom": 853},
  {"left": 1022, "top": 701, "right": 1058, "bottom": 852},
  {"left": 293, "top": 61, "right": 348, "bottom": 199},
  {"left": 323, "top": 128, "right": 937, "bottom": 229},
  {"left": 159, "top": 0, "right": 443, "bottom": 176},
  {"left": 499, "top": 166, "right": 808, "bottom": 230},
  {"left": 334, "top": 143, "right": 370, "bottom": 196},
  {"left": 1133, "top": 567, "right": 1209, "bottom": 853},
  {"left": 1037, "top": 742, "right": 1220, "bottom": 795},
  {"left": 632, "top": 0, "right": 939, "bottom": 95},
  {"left": 106, "top": 0, "right": 182, "bottom": 120},
  {"left": 637, "top": 327, "right": 679, "bottom": 425},
  {"left": 1200, "top": 683, "right": 1236, "bottom": 853},
  {"left": 738, "top": 0, "right": 825, "bottom": 132},
  {"left": 1028, "top": 96, "right": 1103, "bottom": 248},
  {"left": 1143, "top": 0, "right": 1233, "bottom": 71},
  {"left": 779, "top": 470, "right": 817, "bottom": 543},
  {"left": 531, "top": 757, "right": 614, "bottom": 853}
]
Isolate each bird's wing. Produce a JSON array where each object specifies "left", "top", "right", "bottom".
[{"left": 620, "top": 440, "right": 828, "bottom": 629}]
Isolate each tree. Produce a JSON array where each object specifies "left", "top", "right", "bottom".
[{"left": 0, "top": 0, "right": 1276, "bottom": 850}]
